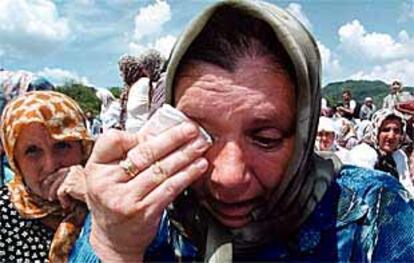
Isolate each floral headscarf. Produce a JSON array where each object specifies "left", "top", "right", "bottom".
[
  {"left": 368, "top": 108, "right": 406, "bottom": 150},
  {"left": 0, "top": 91, "right": 93, "bottom": 262},
  {"left": 336, "top": 117, "right": 358, "bottom": 149}
]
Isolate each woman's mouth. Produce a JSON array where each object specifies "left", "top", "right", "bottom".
[
  {"left": 201, "top": 197, "right": 261, "bottom": 228},
  {"left": 383, "top": 140, "right": 396, "bottom": 148}
]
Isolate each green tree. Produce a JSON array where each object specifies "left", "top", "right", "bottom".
[
  {"left": 56, "top": 83, "right": 101, "bottom": 116},
  {"left": 109, "top": 87, "right": 122, "bottom": 99}
]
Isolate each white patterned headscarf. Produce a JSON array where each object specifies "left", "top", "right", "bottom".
[{"left": 368, "top": 108, "right": 406, "bottom": 150}]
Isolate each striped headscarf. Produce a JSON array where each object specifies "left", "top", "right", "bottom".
[{"left": 0, "top": 91, "right": 93, "bottom": 262}]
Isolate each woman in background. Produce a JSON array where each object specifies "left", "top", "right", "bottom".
[
  {"left": 0, "top": 91, "right": 93, "bottom": 262},
  {"left": 0, "top": 70, "right": 55, "bottom": 186},
  {"left": 118, "top": 50, "right": 165, "bottom": 132},
  {"left": 348, "top": 108, "right": 414, "bottom": 195}
]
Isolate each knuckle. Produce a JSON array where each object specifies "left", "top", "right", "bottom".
[
  {"left": 134, "top": 201, "right": 150, "bottom": 213},
  {"left": 134, "top": 133, "right": 145, "bottom": 145},
  {"left": 176, "top": 124, "right": 193, "bottom": 142},
  {"left": 132, "top": 143, "right": 156, "bottom": 166},
  {"left": 164, "top": 183, "right": 178, "bottom": 199},
  {"left": 179, "top": 147, "right": 192, "bottom": 164}
]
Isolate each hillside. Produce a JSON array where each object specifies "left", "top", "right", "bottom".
[
  {"left": 56, "top": 80, "right": 413, "bottom": 116},
  {"left": 56, "top": 83, "right": 121, "bottom": 115},
  {"left": 322, "top": 80, "right": 414, "bottom": 107}
]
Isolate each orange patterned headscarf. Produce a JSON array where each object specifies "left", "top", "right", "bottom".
[{"left": 0, "top": 91, "right": 93, "bottom": 262}]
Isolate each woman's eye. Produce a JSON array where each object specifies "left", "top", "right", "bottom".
[
  {"left": 251, "top": 135, "right": 282, "bottom": 149},
  {"left": 25, "top": 145, "right": 41, "bottom": 156},
  {"left": 54, "top": 141, "right": 72, "bottom": 151}
]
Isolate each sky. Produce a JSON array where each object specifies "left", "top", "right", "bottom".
[{"left": 0, "top": 0, "right": 414, "bottom": 89}]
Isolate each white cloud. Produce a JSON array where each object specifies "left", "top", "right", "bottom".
[
  {"left": 338, "top": 20, "right": 414, "bottom": 62},
  {"left": 0, "top": 0, "right": 71, "bottom": 55},
  {"left": 285, "top": 3, "right": 312, "bottom": 31},
  {"left": 399, "top": 0, "right": 414, "bottom": 22},
  {"left": 349, "top": 59, "right": 414, "bottom": 86},
  {"left": 317, "top": 41, "right": 342, "bottom": 83},
  {"left": 129, "top": 35, "right": 176, "bottom": 59},
  {"left": 133, "top": 0, "right": 171, "bottom": 41},
  {"left": 153, "top": 35, "right": 176, "bottom": 58},
  {"left": 37, "top": 67, "right": 92, "bottom": 86},
  {"left": 128, "top": 1, "right": 174, "bottom": 58}
]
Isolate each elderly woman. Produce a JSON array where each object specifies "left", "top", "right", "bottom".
[
  {"left": 348, "top": 109, "right": 414, "bottom": 195},
  {"left": 334, "top": 117, "right": 359, "bottom": 150},
  {"left": 0, "top": 91, "right": 93, "bottom": 262},
  {"left": 71, "top": 1, "right": 414, "bottom": 261},
  {"left": 0, "top": 70, "right": 55, "bottom": 186},
  {"left": 316, "top": 117, "right": 337, "bottom": 152},
  {"left": 315, "top": 116, "right": 348, "bottom": 165}
]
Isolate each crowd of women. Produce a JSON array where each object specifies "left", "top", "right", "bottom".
[
  {"left": 1, "top": 0, "right": 414, "bottom": 262},
  {"left": 316, "top": 94, "right": 414, "bottom": 196}
]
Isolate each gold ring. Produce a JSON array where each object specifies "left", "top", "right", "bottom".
[
  {"left": 119, "top": 158, "right": 139, "bottom": 178},
  {"left": 151, "top": 161, "right": 167, "bottom": 184}
]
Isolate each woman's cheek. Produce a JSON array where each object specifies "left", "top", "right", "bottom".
[{"left": 247, "top": 138, "right": 295, "bottom": 189}]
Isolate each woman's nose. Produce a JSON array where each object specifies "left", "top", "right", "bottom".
[
  {"left": 209, "top": 141, "right": 249, "bottom": 193},
  {"left": 43, "top": 153, "right": 60, "bottom": 174},
  {"left": 388, "top": 130, "right": 398, "bottom": 139}
]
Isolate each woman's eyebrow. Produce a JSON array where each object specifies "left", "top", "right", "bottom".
[{"left": 249, "top": 117, "right": 295, "bottom": 134}]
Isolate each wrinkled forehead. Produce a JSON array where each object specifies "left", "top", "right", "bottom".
[{"left": 174, "top": 59, "right": 297, "bottom": 136}]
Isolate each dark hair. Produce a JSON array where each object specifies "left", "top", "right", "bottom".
[
  {"left": 177, "top": 6, "right": 295, "bottom": 81},
  {"left": 118, "top": 49, "right": 165, "bottom": 129},
  {"left": 342, "top": 90, "right": 351, "bottom": 96},
  {"left": 119, "top": 49, "right": 165, "bottom": 86}
]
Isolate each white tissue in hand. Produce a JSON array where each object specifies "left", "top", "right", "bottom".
[{"left": 140, "top": 104, "right": 213, "bottom": 144}]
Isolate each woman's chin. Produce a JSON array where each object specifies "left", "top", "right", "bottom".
[
  {"left": 217, "top": 216, "right": 251, "bottom": 228},
  {"left": 207, "top": 208, "right": 252, "bottom": 228}
]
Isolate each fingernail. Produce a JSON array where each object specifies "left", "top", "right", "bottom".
[
  {"left": 192, "top": 136, "right": 208, "bottom": 149},
  {"left": 183, "top": 123, "right": 198, "bottom": 137},
  {"left": 195, "top": 158, "right": 208, "bottom": 170}
]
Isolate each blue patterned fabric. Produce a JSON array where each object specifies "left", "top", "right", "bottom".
[{"left": 69, "top": 165, "right": 414, "bottom": 262}]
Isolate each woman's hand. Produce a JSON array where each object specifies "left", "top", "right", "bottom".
[
  {"left": 40, "top": 167, "right": 69, "bottom": 202},
  {"left": 57, "top": 165, "right": 87, "bottom": 209},
  {"left": 85, "top": 122, "right": 210, "bottom": 262}
]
